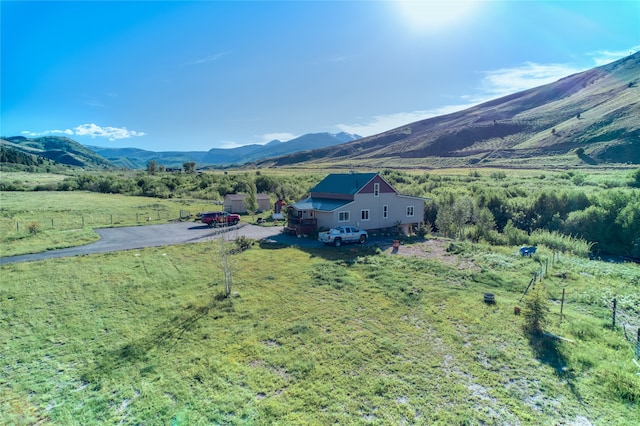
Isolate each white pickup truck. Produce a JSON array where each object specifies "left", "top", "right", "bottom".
[{"left": 318, "top": 226, "right": 368, "bottom": 247}]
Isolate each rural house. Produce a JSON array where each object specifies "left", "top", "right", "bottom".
[
  {"left": 287, "top": 172, "right": 427, "bottom": 235},
  {"left": 224, "top": 193, "right": 271, "bottom": 214}
]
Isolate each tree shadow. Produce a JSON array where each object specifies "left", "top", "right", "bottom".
[
  {"left": 258, "top": 233, "right": 389, "bottom": 261},
  {"left": 526, "top": 330, "right": 582, "bottom": 401},
  {"left": 578, "top": 153, "right": 598, "bottom": 165},
  {"left": 81, "top": 297, "right": 233, "bottom": 384}
]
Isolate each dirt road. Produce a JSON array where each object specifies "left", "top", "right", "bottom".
[{"left": 0, "top": 223, "right": 286, "bottom": 265}]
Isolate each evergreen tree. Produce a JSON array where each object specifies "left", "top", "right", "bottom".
[
  {"left": 245, "top": 177, "right": 259, "bottom": 220},
  {"left": 146, "top": 160, "right": 158, "bottom": 175}
]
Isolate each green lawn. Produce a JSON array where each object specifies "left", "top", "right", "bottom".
[{"left": 1, "top": 238, "right": 638, "bottom": 424}]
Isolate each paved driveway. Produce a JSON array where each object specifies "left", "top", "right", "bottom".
[{"left": 0, "top": 223, "right": 287, "bottom": 265}]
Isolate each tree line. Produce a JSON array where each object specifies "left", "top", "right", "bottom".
[{"left": 0, "top": 146, "right": 52, "bottom": 167}]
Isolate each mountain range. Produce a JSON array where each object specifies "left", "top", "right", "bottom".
[
  {"left": 87, "top": 132, "right": 361, "bottom": 168},
  {"left": 0, "top": 132, "right": 360, "bottom": 169},
  {"left": 2, "top": 52, "right": 638, "bottom": 170}
]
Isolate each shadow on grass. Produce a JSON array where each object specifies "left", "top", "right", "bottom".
[
  {"left": 81, "top": 296, "right": 233, "bottom": 384},
  {"left": 258, "top": 232, "right": 405, "bottom": 262},
  {"left": 578, "top": 153, "right": 598, "bottom": 165},
  {"left": 526, "top": 330, "right": 582, "bottom": 401}
]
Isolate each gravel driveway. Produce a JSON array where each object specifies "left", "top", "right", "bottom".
[{"left": 0, "top": 223, "right": 290, "bottom": 265}]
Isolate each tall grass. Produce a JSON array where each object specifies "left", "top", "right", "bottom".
[{"left": 1, "top": 240, "right": 638, "bottom": 424}]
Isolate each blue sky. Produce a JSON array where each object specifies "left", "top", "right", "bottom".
[{"left": 2, "top": 1, "right": 639, "bottom": 151}]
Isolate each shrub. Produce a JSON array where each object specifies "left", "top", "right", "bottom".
[
  {"left": 416, "top": 222, "right": 431, "bottom": 238},
  {"left": 522, "top": 286, "right": 549, "bottom": 336},
  {"left": 630, "top": 167, "right": 640, "bottom": 188},
  {"left": 233, "top": 236, "right": 254, "bottom": 253},
  {"left": 598, "top": 366, "right": 640, "bottom": 402},
  {"left": 529, "top": 229, "right": 594, "bottom": 257},
  {"left": 503, "top": 220, "right": 528, "bottom": 246},
  {"left": 27, "top": 221, "right": 41, "bottom": 234}
]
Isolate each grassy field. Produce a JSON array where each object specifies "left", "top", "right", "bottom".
[
  {"left": 0, "top": 171, "right": 69, "bottom": 189},
  {"left": 1, "top": 234, "right": 638, "bottom": 424},
  {"left": 0, "top": 191, "right": 220, "bottom": 257}
]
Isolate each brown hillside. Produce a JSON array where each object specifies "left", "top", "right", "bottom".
[{"left": 258, "top": 52, "right": 639, "bottom": 168}]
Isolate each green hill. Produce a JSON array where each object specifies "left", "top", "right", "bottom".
[{"left": 1, "top": 136, "right": 114, "bottom": 168}]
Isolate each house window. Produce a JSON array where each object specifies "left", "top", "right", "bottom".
[
  {"left": 383, "top": 205, "right": 388, "bottom": 219},
  {"left": 406, "top": 206, "right": 415, "bottom": 217},
  {"left": 338, "top": 211, "right": 350, "bottom": 222},
  {"left": 374, "top": 183, "right": 380, "bottom": 197},
  {"left": 361, "top": 209, "right": 370, "bottom": 221}
]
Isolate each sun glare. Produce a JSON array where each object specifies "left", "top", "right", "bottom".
[{"left": 395, "top": 0, "right": 479, "bottom": 34}]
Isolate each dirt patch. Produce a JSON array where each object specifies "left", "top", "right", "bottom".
[{"left": 384, "top": 239, "right": 479, "bottom": 271}]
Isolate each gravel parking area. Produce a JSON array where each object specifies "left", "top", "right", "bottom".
[{"left": 0, "top": 223, "right": 287, "bottom": 265}]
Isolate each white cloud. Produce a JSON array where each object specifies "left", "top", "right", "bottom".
[
  {"left": 219, "top": 141, "right": 246, "bottom": 149},
  {"left": 590, "top": 46, "right": 640, "bottom": 66},
  {"left": 21, "top": 129, "right": 74, "bottom": 137},
  {"left": 336, "top": 104, "right": 475, "bottom": 137},
  {"left": 260, "top": 132, "right": 296, "bottom": 143},
  {"left": 478, "top": 62, "right": 583, "bottom": 99},
  {"left": 479, "top": 46, "right": 640, "bottom": 100},
  {"left": 188, "top": 52, "right": 225, "bottom": 66},
  {"left": 21, "top": 124, "right": 145, "bottom": 141},
  {"left": 73, "top": 123, "right": 146, "bottom": 141},
  {"left": 220, "top": 132, "right": 296, "bottom": 149}
]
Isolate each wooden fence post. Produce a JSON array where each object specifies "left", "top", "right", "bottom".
[
  {"left": 16, "top": 221, "right": 19, "bottom": 232},
  {"left": 612, "top": 297, "right": 617, "bottom": 328},
  {"left": 560, "top": 288, "right": 565, "bottom": 321}
]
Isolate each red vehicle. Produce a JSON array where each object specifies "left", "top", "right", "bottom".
[{"left": 201, "top": 211, "right": 240, "bottom": 227}]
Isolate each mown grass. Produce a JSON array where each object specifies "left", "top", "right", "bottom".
[
  {"left": 0, "top": 191, "right": 219, "bottom": 256},
  {"left": 1, "top": 237, "right": 638, "bottom": 424}
]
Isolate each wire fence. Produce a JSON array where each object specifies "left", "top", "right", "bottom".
[
  {"left": 2, "top": 210, "right": 199, "bottom": 235},
  {"left": 518, "top": 263, "right": 640, "bottom": 359},
  {"left": 613, "top": 299, "right": 640, "bottom": 359}
]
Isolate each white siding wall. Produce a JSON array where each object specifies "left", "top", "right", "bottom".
[
  {"left": 360, "top": 193, "right": 423, "bottom": 230},
  {"left": 316, "top": 211, "right": 335, "bottom": 230}
]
